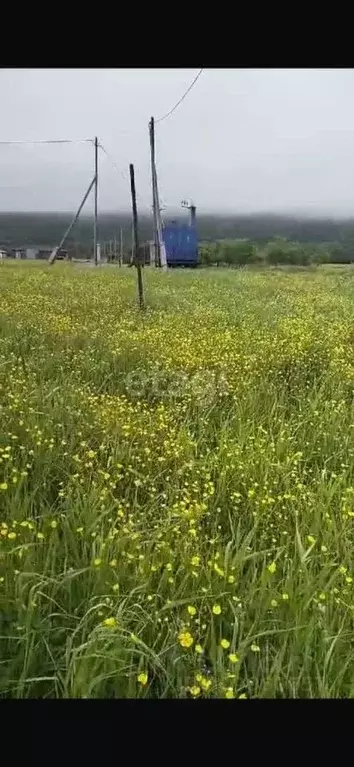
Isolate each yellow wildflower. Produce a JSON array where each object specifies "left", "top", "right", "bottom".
[
  {"left": 200, "top": 677, "right": 212, "bottom": 691},
  {"left": 103, "top": 616, "right": 117, "bottom": 628},
  {"left": 225, "top": 688, "right": 235, "bottom": 699},
  {"left": 189, "top": 685, "right": 201, "bottom": 697},
  {"left": 251, "top": 643, "right": 260, "bottom": 653},
  {"left": 178, "top": 630, "right": 194, "bottom": 648}
]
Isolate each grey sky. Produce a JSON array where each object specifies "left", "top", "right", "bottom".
[{"left": 1, "top": 68, "right": 354, "bottom": 216}]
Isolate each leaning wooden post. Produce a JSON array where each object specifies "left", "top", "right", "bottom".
[
  {"left": 94, "top": 136, "right": 98, "bottom": 266},
  {"left": 49, "top": 176, "right": 95, "bottom": 265},
  {"left": 129, "top": 163, "right": 144, "bottom": 309}
]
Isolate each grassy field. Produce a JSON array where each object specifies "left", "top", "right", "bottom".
[{"left": 2, "top": 262, "right": 354, "bottom": 698}]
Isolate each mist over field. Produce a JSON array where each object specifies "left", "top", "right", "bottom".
[{"left": 2, "top": 211, "right": 354, "bottom": 250}]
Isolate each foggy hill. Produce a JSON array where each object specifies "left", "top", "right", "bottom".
[{"left": 2, "top": 212, "right": 354, "bottom": 251}]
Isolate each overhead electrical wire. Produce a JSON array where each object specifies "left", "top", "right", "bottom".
[
  {"left": 155, "top": 69, "right": 204, "bottom": 124},
  {"left": 97, "top": 142, "right": 127, "bottom": 182},
  {"left": 152, "top": 69, "right": 204, "bottom": 222},
  {"left": 0, "top": 138, "right": 92, "bottom": 146},
  {"left": 98, "top": 141, "right": 152, "bottom": 213}
]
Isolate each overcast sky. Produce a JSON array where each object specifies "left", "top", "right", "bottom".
[{"left": 1, "top": 68, "right": 354, "bottom": 216}]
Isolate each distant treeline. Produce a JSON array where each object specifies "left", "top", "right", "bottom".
[
  {"left": 199, "top": 239, "right": 331, "bottom": 267},
  {"left": 2, "top": 212, "right": 354, "bottom": 262}
]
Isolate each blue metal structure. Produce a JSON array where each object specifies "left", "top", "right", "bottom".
[{"left": 162, "top": 224, "right": 198, "bottom": 267}]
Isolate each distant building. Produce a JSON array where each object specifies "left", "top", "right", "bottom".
[
  {"left": 10, "top": 246, "right": 68, "bottom": 261},
  {"left": 11, "top": 247, "right": 36, "bottom": 259},
  {"left": 37, "top": 247, "right": 68, "bottom": 260},
  {"left": 0, "top": 248, "right": 7, "bottom": 260},
  {"left": 25, "top": 248, "right": 37, "bottom": 260}
]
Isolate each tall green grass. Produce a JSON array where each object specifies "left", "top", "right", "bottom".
[{"left": 2, "top": 262, "right": 354, "bottom": 698}]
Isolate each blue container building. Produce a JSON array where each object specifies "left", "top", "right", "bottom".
[{"left": 162, "top": 219, "right": 198, "bottom": 268}]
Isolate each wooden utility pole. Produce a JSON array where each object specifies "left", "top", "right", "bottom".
[
  {"left": 156, "top": 192, "right": 167, "bottom": 270},
  {"left": 94, "top": 136, "right": 98, "bottom": 266},
  {"left": 120, "top": 227, "right": 123, "bottom": 267},
  {"left": 149, "top": 117, "right": 167, "bottom": 270},
  {"left": 130, "top": 220, "right": 134, "bottom": 265},
  {"left": 149, "top": 117, "right": 160, "bottom": 267},
  {"left": 129, "top": 164, "right": 144, "bottom": 309}
]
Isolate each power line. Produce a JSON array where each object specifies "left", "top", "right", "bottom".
[
  {"left": 98, "top": 141, "right": 152, "bottom": 213},
  {"left": 0, "top": 138, "right": 92, "bottom": 146},
  {"left": 98, "top": 142, "right": 127, "bottom": 182},
  {"left": 155, "top": 69, "right": 204, "bottom": 124}
]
